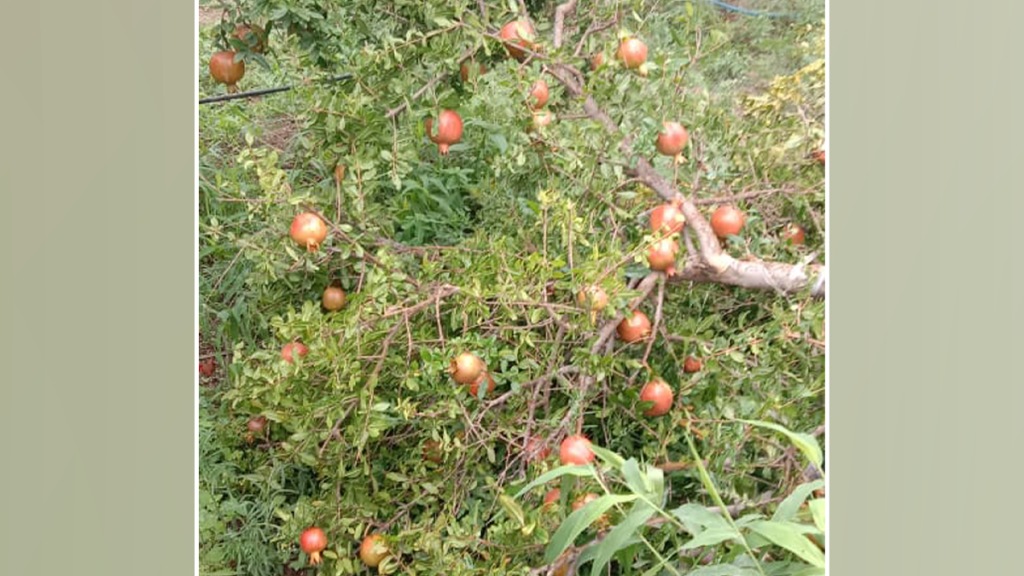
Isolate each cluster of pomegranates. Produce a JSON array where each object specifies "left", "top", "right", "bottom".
[
  {"left": 448, "top": 351, "right": 496, "bottom": 397},
  {"left": 298, "top": 528, "right": 391, "bottom": 569}
]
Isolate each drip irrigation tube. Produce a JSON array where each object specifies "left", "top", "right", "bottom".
[
  {"left": 199, "top": 73, "right": 354, "bottom": 105},
  {"left": 704, "top": 0, "right": 799, "bottom": 19}
]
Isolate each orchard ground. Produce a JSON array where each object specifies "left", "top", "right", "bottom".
[{"left": 199, "top": 2, "right": 825, "bottom": 575}]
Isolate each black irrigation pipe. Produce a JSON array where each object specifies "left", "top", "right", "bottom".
[{"left": 199, "top": 73, "right": 354, "bottom": 105}]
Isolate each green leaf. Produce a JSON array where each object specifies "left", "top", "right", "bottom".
[
  {"left": 736, "top": 419, "right": 823, "bottom": 469},
  {"left": 681, "top": 526, "right": 744, "bottom": 550},
  {"left": 772, "top": 480, "right": 824, "bottom": 522},
  {"left": 544, "top": 494, "right": 637, "bottom": 563},
  {"left": 498, "top": 494, "right": 526, "bottom": 527},
  {"left": 808, "top": 499, "right": 825, "bottom": 532},
  {"left": 588, "top": 500, "right": 657, "bottom": 575},
  {"left": 590, "top": 444, "right": 626, "bottom": 469},
  {"left": 746, "top": 520, "right": 825, "bottom": 568},
  {"left": 687, "top": 566, "right": 761, "bottom": 576},
  {"left": 620, "top": 458, "right": 649, "bottom": 496},
  {"left": 511, "top": 464, "right": 595, "bottom": 500}
]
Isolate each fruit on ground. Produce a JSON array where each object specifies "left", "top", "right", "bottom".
[
  {"left": 209, "top": 51, "right": 245, "bottom": 92},
  {"left": 650, "top": 200, "right": 686, "bottom": 235},
  {"left": 247, "top": 416, "right": 267, "bottom": 433},
  {"left": 281, "top": 342, "right": 309, "bottom": 364},
  {"left": 322, "top": 285, "right": 347, "bottom": 311},
  {"left": 710, "top": 205, "right": 746, "bottom": 238},
  {"left": 500, "top": 20, "right": 536, "bottom": 61},
  {"left": 559, "top": 434, "right": 595, "bottom": 465},
  {"left": 639, "top": 378, "right": 674, "bottom": 417},
  {"left": 359, "top": 534, "right": 390, "bottom": 568},
  {"left": 528, "top": 79, "right": 549, "bottom": 109},
  {"left": 449, "top": 352, "right": 485, "bottom": 385},
  {"left": 647, "top": 238, "right": 680, "bottom": 276},
  {"left": 199, "top": 358, "right": 216, "bottom": 376},
  {"left": 655, "top": 122, "right": 689, "bottom": 157},
  {"left": 617, "top": 310, "right": 652, "bottom": 343},
  {"left": 289, "top": 212, "right": 329, "bottom": 252},
  {"left": 617, "top": 37, "right": 648, "bottom": 69},
  {"left": 425, "top": 109, "right": 464, "bottom": 155},
  {"left": 782, "top": 223, "right": 806, "bottom": 245},
  {"left": 299, "top": 527, "right": 328, "bottom": 566},
  {"left": 683, "top": 356, "right": 702, "bottom": 373}
]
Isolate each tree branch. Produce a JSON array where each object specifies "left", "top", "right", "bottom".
[
  {"left": 543, "top": 63, "right": 826, "bottom": 298},
  {"left": 553, "top": 0, "right": 577, "bottom": 49}
]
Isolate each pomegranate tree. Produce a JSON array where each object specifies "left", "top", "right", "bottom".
[{"left": 425, "top": 109, "right": 463, "bottom": 155}]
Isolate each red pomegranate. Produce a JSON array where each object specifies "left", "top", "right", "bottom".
[{"left": 425, "top": 110, "right": 464, "bottom": 155}]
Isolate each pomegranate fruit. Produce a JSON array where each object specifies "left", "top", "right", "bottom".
[
  {"left": 572, "top": 492, "right": 599, "bottom": 511},
  {"left": 590, "top": 52, "right": 606, "bottom": 70},
  {"left": 289, "top": 212, "right": 329, "bottom": 252},
  {"left": 299, "top": 527, "right": 328, "bottom": 566},
  {"left": 683, "top": 356, "right": 702, "bottom": 373},
  {"left": 617, "top": 310, "right": 652, "bottom": 343},
  {"left": 500, "top": 20, "right": 536, "bottom": 61},
  {"left": 322, "top": 285, "right": 347, "bottom": 311},
  {"left": 647, "top": 238, "right": 680, "bottom": 276},
  {"left": 528, "top": 80, "right": 549, "bottom": 109},
  {"left": 233, "top": 24, "right": 266, "bottom": 53},
  {"left": 649, "top": 201, "right": 686, "bottom": 235},
  {"left": 531, "top": 110, "right": 555, "bottom": 131},
  {"left": 525, "top": 436, "right": 552, "bottom": 461},
  {"left": 425, "top": 109, "right": 463, "bottom": 155},
  {"left": 813, "top": 149, "right": 826, "bottom": 165},
  {"left": 359, "top": 534, "right": 389, "bottom": 568},
  {"left": 559, "top": 434, "right": 595, "bottom": 465},
  {"left": 281, "top": 342, "right": 309, "bottom": 364},
  {"left": 209, "top": 51, "right": 245, "bottom": 92},
  {"left": 460, "top": 60, "right": 487, "bottom": 83},
  {"left": 247, "top": 416, "right": 267, "bottom": 433},
  {"left": 710, "top": 205, "right": 746, "bottom": 238},
  {"left": 782, "top": 223, "right": 806, "bottom": 246},
  {"left": 199, "top": 358, "right": 216, "bottom": 377},
  {"left": 576, "top": 285, "right": 609, "bottom": 312},
  {"left": 468, "top": 371, "right": 496, "bottom": 397},
  {"left": 543, "top": 488, "right": 562, "bottom": 506},
  {"left": 639, "top": 378, "right": 674, "bottom": 417},
  {"left": 449, "top": 352, "right": 485, "bottom": 385},
  {"left": 617, "top": 37, "right": 647, "bottom": 69},
  {"left": 655, "top": 122, "right": 689, "bottom": 157}
]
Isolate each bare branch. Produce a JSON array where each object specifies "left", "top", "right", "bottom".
[{"left": 385, "top": 47, "right": 476, "bottom": 119}]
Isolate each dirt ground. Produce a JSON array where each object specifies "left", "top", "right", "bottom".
[{"left": 198, "top": 7, "right": 221, "bottom": 28}]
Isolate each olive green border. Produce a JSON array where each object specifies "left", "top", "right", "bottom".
[
  {"left": 830, "top": 0, "right": 1024, "bottom": 574},
  {"left": 2, "top": 0, "right": 1018, "bottom": 575},
  {"left": 0, "top": 2, "right": 195, "bottom": 574}
]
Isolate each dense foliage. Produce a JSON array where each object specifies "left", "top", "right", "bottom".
[{"left": 198, "top": 1, "right": 826, "bottom": 575}]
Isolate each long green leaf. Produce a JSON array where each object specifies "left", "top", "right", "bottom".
[
  {"left": 544, "top": 494, "right": 637, "bottom": 563},
  {"left": 588, "top": 500, "right": 658, "bottom": 575},
  {"left": 808, "top": 499, "right": 825, "bottom": 532},
  {"left": 746, "top": 520, "right": 825, "bottom": 568},
  {"left": 772, "top": 480, "right": 824, "bottom": 522},
  {"left": 736, "top": 419, "right": 823, "bottom": 469},
  {"left": 511, "top": 464, "right": 595, "bottom": 500},
  {"left": 687, "top": 566, "right": 762, "bottom": 576}
]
